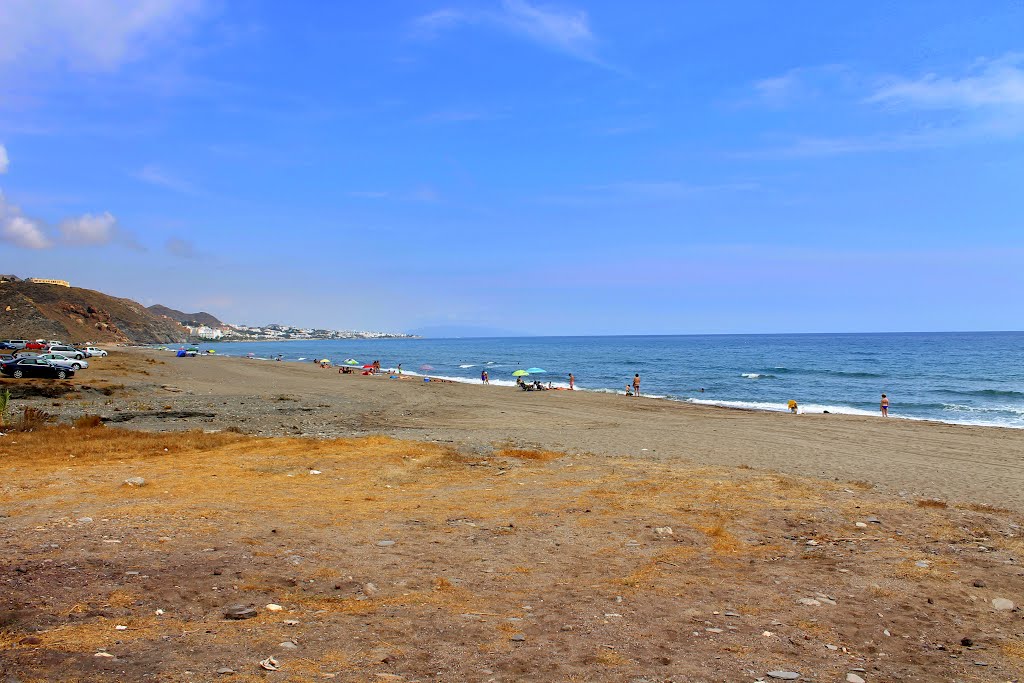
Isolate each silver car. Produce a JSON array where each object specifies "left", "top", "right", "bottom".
[{"left": 37, "top": 353, "right": 89, "bottom": 370}]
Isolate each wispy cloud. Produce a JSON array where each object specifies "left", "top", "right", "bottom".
[
  {"left": 868, "top": 53, "right": 1024, "bottom": 110},
  {"left": 746, "top": 54, "right": 1024, "bottom": 157},
  {"left": 345, "top": 186, "right": 440, "bottom": 202},
  {"left": 135, "top": 164, "right": 197, "bottom": 194},
  {"left": 0, "top": 0, "right": 204, "bottom": 72},
  {"left": 751, "top": 64, "right": 854, "bottom": 107},
  {"left": 0, "top": 143, "right": 8, "bottom": 173},
  {"left": 411, "top": 1, "right": 612, "bottom": 69}
]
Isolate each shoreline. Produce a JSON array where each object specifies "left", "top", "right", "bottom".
[{"left": 140, "top": 344, "right": 1024, "bottom": 432}]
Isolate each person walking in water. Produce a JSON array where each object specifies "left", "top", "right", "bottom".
[
  {"left": 481, "top": 369, "right": 489, "bottom": 384},
  {"left": 880, "top": 393, "right": 889, "bottom": 417},
  {"left": 568, "top": 373, "right": 575, "bottom": 390},
  {"left": 632, "top": 373, "right": 641, "bottom": 397}
]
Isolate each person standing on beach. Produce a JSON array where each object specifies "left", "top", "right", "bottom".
[
  {"left": 568, "top": 373, "right": 575, "bottom": 390},
  {"left": 481, "top": 370, "right": 489, "bottom": 384},
  {"left": 880, "top": 394, "right": 889, "bottom": 417},
  {"left": 632, "top": 373, "right": 640, "bottom": 397}
]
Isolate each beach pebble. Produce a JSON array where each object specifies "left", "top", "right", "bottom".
[
  {"left": 825, "top": 644, "right": 839, "bottom": 650},
  {"left": 797, "top": 598, "right": 821, "bottom": 607},
  {"left": 855, "top": 522, "right": 868, "bottom": 528},
  {"left": 705, "top": 628, "right": 724, "bottom": 633},
  {"left": 78, "top": 517, "right": 93, "bottom": 524},
  {"left": 866, "top": 516, "right": 881, "bottom": 524},
  {"left": 655, "top": 526, "right": 673, "bottom": 535},
  {"left": 376, "top": 540, "right": 396, "bottom": 547},
  {"left": 767, "top": 671, "right": 800, "bottom": 680},
  {"left": 123, "top": 477, "right": 146, "bottom": 487},
  {"left": 115, "top": 625, "right": 127, "bottom": 630},
  {"left": 805, "top": 540, "right": 819, "bottom": 546},
  {"left": 363, "top": 582, "right": 379, "bottom": 596},
  {"left": 511, "top": 634, "right": 526, "bottom": 642},
  {"left": 972, "top": 579, "right": 986, "bottom": 588},
  {"left": 915, "top": 560, "right": 931, "bottom": 568},
  {"left": 278, "top": 641, "right": 298, "bottom": 649},
  {"left": 846, "top": 674, "right": 865, "bottom": 683},
  {"left": 992, "top": 598, "right": 1015, "bottom": 611},
  {"left": 309, "top": 470, "right": 321, "bottom": 475},
  {"left": 265, "top": 603, "right": 284, "bottom": 612},
  {"left": 216, "top": 667, "right": 234, "bottom": 675},
  {"left": 224, "top": 605, "right": 257, "bottom": 620}
]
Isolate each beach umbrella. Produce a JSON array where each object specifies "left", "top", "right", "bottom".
[
  {"left": 526, "top": 367, "right": 547, "bottom": 374},
  {"left": 420, "top": 364, "right": 435, "bottom": 371},
  {"left": 362, "top": 364, "right": 374, "bottom": 369},
  {"left": 511, "top": 369, "right": 530, "bottom": 377},
  {"left": 344, "top": 358, "right": 359, "bottom": 366}
]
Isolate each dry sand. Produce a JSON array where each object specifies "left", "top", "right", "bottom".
[
  {"left": 32, "top": 347, "right": 1024, "bottom": 513},
  {"left": 2, "top": 348, "right": 1023, "bottom": 682}
]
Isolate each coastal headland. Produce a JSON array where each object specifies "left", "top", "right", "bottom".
[{"left": 2, "top": 348, "right": 1023, "bottom": 681}]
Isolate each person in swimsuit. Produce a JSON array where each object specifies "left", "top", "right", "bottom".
[
  {"left": 880, "top": 394, "right": 889, "bottom": 417},
  {"left": 632, "top": 373, "right": 640, "bottom": 397},
  {"left": 788, "top": 399, "right": 798, "bottom": 414},
  {"left": 625, "top": 384, "right": 633, "bottom": 396},
  {"left": 568, "top": 373, "right": 575, "bottom": 390},
  {"left": 481, "top": 370, "right": 489, "bottom": 384}
]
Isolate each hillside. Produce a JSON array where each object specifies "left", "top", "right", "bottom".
[
  {"left": 0, "top": 280, "right": 189, "bottom": 344},
  {"left": 147, "top": 304, "right": 223, "bottom": 328}
]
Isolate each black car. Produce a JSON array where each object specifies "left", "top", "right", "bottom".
[{"left": 0, "top": 357, "right": 76, "bottom": 380}]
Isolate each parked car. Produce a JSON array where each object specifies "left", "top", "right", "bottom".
[
  {"left": 80, "top": 346, "right": 108, "bottom": 357},
  {"left": 5, "top": 340, "right": 29, "bottom": 349},
  {"left": 25, "top": 340, "right": 47, "bottom": 350},
  {"left": 0, "top": 342, "right": 17, "bottom": 350},
  {"left": 0, "top": 357, "right": 76, "bottom": 379},
  {"left": 44, "top": 344, "right": 85, "bottom": 360},
  {"left": 37, "top": 353, "right": 89, "bottom": 370}
]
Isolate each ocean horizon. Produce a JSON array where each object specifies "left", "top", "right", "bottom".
[{"left": 179, "top": 331, "right": 1024, "bottom": 429}]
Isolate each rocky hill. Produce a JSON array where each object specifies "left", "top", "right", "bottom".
[
  {"left": 147, "top": 304, "right": 223, "bottom": 328},
  {"left": 0, "top": 280, "right": 189, "bottom": 344}
]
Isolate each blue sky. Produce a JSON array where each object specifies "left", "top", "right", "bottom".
[{"left": 1, "top": 1, "right": 1022, "bottom": 335}]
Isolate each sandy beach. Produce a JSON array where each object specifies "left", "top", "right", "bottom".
[
  {"left": 3, "top": 349, "right": 1024, "bottom": 682},
  {"left": 34, "top": 347, "right": 1024, "bottom": 513}
]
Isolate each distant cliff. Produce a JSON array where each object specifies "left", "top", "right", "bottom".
[
  {"left": 0, "top": 280, "right": 189, "bottom": 344},
  {"left": 147, "top": 304, "right": 223, "bottom": 329}
]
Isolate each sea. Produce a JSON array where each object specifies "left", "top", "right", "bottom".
[{"left": 189, "top": 332, "right": 1024, "bottom": 429}]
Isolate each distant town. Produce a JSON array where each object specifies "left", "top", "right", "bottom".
[{"left": 186, "top": 322, "right": 416, "bottom": 342}]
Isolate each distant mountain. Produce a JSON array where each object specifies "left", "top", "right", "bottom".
[
  {"left": 148, "top": 305, "right": 223, "bottom": 328},
  {"left": 0, "top": 280, "right": 188, "bottom": 344}
]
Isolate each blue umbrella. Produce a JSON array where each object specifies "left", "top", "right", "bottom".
[{"left": 526, "top": 367, "right": 547, "bottom": 373}]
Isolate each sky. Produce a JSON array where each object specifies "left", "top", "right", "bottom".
[{"left": 1, "top": 1, "right": 1022, "bottom": 335}]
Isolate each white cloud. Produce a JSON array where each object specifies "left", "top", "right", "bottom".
[
  {"left": 747, "top": 54, "right": 1024, "bottom": 157},
  {"left": 411, "top": 1, "right": 605, "bottom": 67},
  {"left": 868, "top": 54, "right": 1024, "bottom": 110},
  {"left": 0, "top": 192, "right": 52, "bottom": 248},
  {"left": 751, "top": 64, "right": 853, "bottom": 107},
  {"left": 0, "top": 0, "right": 203, "bottom": 72},
  {"left": 2, "top": 215, "right": 51, "bottom": 249},
  {"left": 58, "top": 211, "right": 118, "bottom": 245},
  {"left": 0, "top": 143, "right": 8, "bottom": 173},
  {"left": 499, "top": 0, "right": 597, "bottom": 62}
]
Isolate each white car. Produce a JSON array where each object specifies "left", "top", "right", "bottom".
[
  {"left": 37, "top": 353, "right": 89, "bottom": 370},
  {"left": 82, "top": 347, "right": 108, "bottom": 357}
]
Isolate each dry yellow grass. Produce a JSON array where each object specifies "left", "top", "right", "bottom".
[{"left": 5, "top": 424, "right": 1024, "bottom": 682}]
